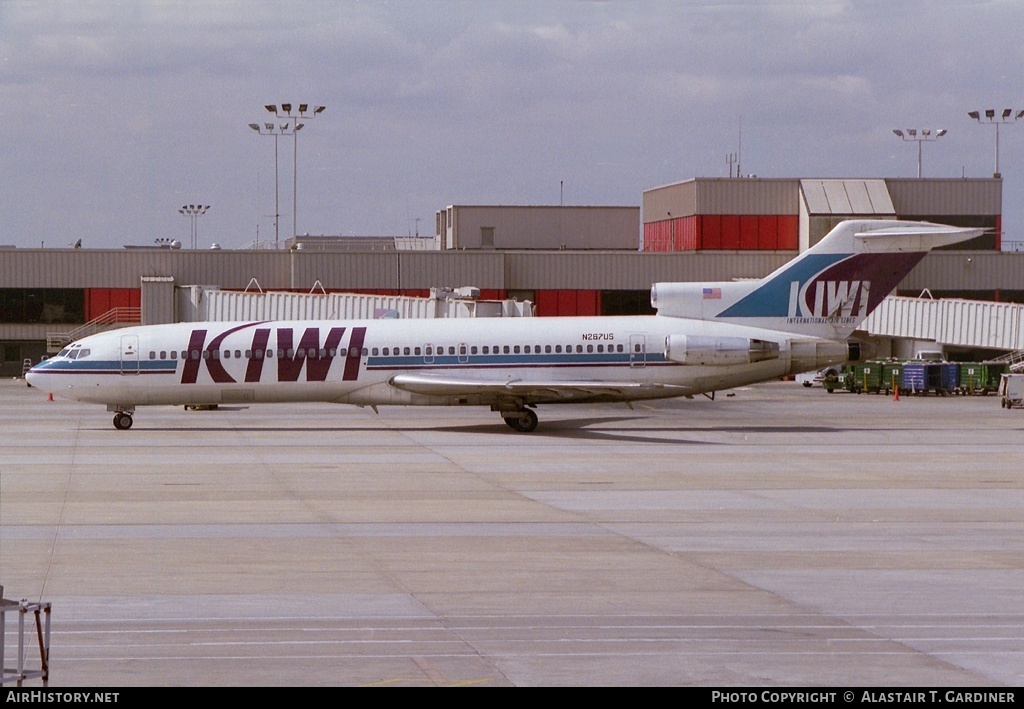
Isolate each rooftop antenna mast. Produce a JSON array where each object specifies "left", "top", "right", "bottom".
[{"left": 737, "top": 114, "right": 742, "bottom": 177}]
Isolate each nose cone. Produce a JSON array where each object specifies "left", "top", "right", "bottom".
[
  {"left": 26, "top": 360, "right": 59, "bottom": 393},
  {"left": 25, "top": 363, "right": 48, "bottom": 389}
]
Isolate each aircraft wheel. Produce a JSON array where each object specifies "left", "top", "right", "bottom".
[
  {"left": 113, "top": 412, "right": 133, "bottom": 430},
  {"left": 504, "top": 409, "right": 538, "bottom": 433}
]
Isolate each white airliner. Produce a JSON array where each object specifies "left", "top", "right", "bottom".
[{"left": 27, "top": 220, "right": 980, "bottom": 431}]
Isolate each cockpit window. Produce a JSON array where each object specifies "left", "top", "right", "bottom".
[{"left": 58, "top": 348, "right": 71, "bottom": 358}]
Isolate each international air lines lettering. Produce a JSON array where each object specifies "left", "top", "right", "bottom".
[
  {"left": 181, "top": 324, "right": 367, "bottom": 384},
  {"left": 787, "top": 279, "right": 870, "bottom": 323}
]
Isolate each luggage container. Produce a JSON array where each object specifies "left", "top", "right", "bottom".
[
  {"left": 847, "top": 361, "right": 882, "bottom": 393},
  {"left": 938, "top": 362, "right": 959, "bottom": 395},
  {"left": 984, "top": 363, "right": 1009, "bottom": 393},
  {"left": 959, "top": 363, "right": 986, "bottom": 394},
  {"left": 959, "top": 362, "right": 1007, "bottom": 395},
  {"left": 881, "top": 361, "right": 903, "bottom": 395},
  {"left": 901, "top": 362, "right": 943, "bottom": 395}
]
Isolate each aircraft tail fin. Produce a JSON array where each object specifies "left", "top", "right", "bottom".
[{"left": 652, "top": 219, "right": 984, "bottom": 338}]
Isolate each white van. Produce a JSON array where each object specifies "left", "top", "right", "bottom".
[{"left": 998, "top": 373, "right": 1024, "bottom": 409}]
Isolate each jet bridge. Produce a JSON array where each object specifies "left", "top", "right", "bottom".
[{"left": 862, "top": 295, "right": 1024, "bottom": 368}]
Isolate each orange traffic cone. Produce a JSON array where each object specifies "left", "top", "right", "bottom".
[
  {"left": 892, "top": 375, "right": 899, "bottom": 402},
  {"left": 47, "top": 392, "right": 53, "bottom": 401}
]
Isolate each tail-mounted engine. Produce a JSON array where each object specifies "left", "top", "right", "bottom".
[{"left": 664, "top": 335, "right": 780, "bottom": 366}]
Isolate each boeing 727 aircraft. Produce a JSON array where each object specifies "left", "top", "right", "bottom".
[{"left": 26, "top": 220, "right": 981, "bottom": 431}]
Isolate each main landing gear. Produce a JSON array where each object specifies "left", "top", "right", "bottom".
[
  {"left": 502, "top": 408, "right": 538, "bottom": 433},
  {"left": 109, "top": 405, "right": 136, "bottom": 430}
]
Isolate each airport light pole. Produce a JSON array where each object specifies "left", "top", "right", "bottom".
[
  {"left": 967, "top": 108, "right": 1024, "bottom": 178},
  {"left": 892, "top": 128, "right": 946, "bottom": 178},
  {"left": 178, "top": 204, "right": 209, "bottom": 249},
  {"left": 264, "top": 103, "right": 326, "bottom": 240},
  {"left": 248, "top": 122, "right": 296, "bottom": 247}
]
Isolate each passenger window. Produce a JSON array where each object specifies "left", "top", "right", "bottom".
[
  {"left": 224, "top": 350, "right": 231, "bottom": 359},
  {"left": 415, "top": 347, "right": 422, "bottom": 356},
  {"left": 503, "top": 346, "right": 510, "bottom": 354},
  {"left": 482, "top": 346, "right": 489, "bottom": 355},
  {"left": 371, "top": 348, "right": 378, "bottom": 356},
  {"left": 404, "top": 347, "right": 411, "bottom": 356},
  {"left": 576, "top": 345, "right": 583, "bottom": 353},
  {"left": 597, "top": 345, "right": 604, "bottom": 353},
  {"left": 470, "top": 346, "right": 478, "bottom": 355},
  {"left": 149, "top": 351, "right": 156, "bottom": 360},
  {"left": 296, "top": 349, "right": 304, "bottom": 358},
  {"left": 587, "top": 345, "right": 593, "bottom": 353},
  {"left": 524, "top": 346, "right": 531, "bottom": 354}
]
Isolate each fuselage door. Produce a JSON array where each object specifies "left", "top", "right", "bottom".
[
  {"left": 458, "top": 342, "right": 469, "bottom": 364},
  {"left": 120, "top": 335, "right": 140, "bottom": 375},
  {"left": 629, "top": 334, "right": 646, "bottom": 367},
  {"left": 424, "top": 343, "right": 434, "bottom": 365}
]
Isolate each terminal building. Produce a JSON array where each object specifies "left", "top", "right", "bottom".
[{"left": 1, "top": 176, "right": 1021, "bottom": 377}]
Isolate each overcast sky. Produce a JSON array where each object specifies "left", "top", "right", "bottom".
[{"left": 1, "top": 0, "right": 1023, "bottom": 250}]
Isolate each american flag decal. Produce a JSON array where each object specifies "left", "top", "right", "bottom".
[{"left": 702, "top": 287, "right": 721, "bottom": 300}]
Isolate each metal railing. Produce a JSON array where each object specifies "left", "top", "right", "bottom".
[
  {"left": 991, "top": 349, "right": 1024, "bottom": 372},
  {"left": 46, "top": 307, "right": 141, "bottom": 352},
  {"left": 0, "top": 596, "right": 50, "bottom": 686}
]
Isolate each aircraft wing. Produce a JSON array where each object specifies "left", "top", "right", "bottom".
[{"left": 388, "top": 372, "right": 690, "bottom": 402}]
